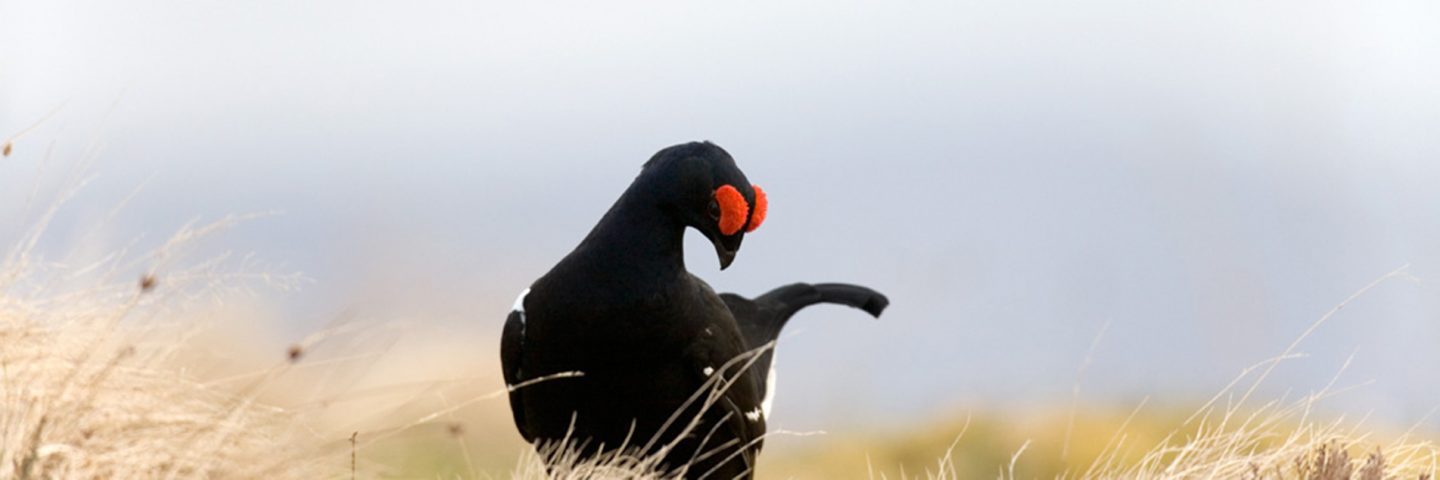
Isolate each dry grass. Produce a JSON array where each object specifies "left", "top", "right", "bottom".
[
  {"left": 0, "top": 209, "right": 339, "bottom": 478},
  {"left": 1067, "top": 266, "right": 1437, "bottom": 480},
  {"left": 525, "top": 403, "right": 1437, "bottom": 480},
  {"left": 0, "top": 138, "right": 513, "bottom": 477},
  {"left": 1071, "top": 394, "right": 1438, "bottom": 480}
]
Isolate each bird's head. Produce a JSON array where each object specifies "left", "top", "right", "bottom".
[{"left": 642, "top": 141, "right": 768, "bottom": 270}]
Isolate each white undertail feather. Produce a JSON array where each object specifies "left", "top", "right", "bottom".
[{"left": 760, "top": 356, "right": 777, "bottom": 419}]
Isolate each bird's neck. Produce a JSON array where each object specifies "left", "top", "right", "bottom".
[{"left": 573, "top": 189, "right": 687, "bottom": 282}]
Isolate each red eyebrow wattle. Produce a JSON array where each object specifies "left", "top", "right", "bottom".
[
  {"left": 714, "top": 185, "right": 749, "bottom": 235},
  {"left": 746, "top": 185, "right": 767, "bottom": 232}
]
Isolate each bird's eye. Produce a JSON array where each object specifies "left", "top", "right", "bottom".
[{"left": 708, "top": 200, "right": 721, "bottom": 220}]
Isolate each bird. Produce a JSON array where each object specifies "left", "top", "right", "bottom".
[{"left": 500, "top": 141, "right": 888, "bottom": 479}]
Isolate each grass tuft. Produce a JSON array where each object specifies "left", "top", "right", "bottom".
[{"left": 0, "top": 165, "right": 335, "bottom": 478}]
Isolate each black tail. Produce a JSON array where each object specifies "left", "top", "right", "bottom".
[
  {"left": 720, "top": 283, "right": 888, "bottom": 400},
  {"left": 767, "top": 283, "right": 889, "bottom": 320}
]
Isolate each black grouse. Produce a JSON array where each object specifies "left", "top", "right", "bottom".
[{"left": 500, "top": 142, "right": 888, "bottom": 479}]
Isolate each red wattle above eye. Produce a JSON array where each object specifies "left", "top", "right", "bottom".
[
  {"left": 746, "top": 185, "right": 767, "bottom": 232},
  {"left": 714, "top": 185, "right": 749, "bottom": 236}
]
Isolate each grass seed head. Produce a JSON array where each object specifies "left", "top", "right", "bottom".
[{"left": 139, "top": 274, "right": 157, "bottom": 292}]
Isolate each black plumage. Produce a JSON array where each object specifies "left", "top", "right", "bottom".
[{"left": 500, "top": 142, "right": 888, "bottom": 479}]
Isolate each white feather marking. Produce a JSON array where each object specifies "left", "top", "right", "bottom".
[
  {"left": 703, "top": 366, "right": 715, "bottom": 376},
  {"left": 512, "top": 288, "right": 531, "bottom": 315},
  {"left": 745, "top": 408, "right": 763, "bottom": 422},
  {"left": 761, "top": 359, "right": 777, "bottom": 419}
]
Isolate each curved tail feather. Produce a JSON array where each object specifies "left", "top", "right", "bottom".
[
  {"left": 768, "top": 283, "right": 889, "bottom": 319},
  {"left": 719, "top": 282, "right": 888, "bottom": 411},
  {"left": 726, "top": 283, "right": 888, "bottom": 348}
]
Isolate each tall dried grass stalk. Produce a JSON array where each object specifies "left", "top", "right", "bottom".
[{"left": 0, "top": 211, "right": 331, "bottom": 478}]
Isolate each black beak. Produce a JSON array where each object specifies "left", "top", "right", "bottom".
[
  {"left": 717, "top": 247, "right": 736, "bottom": 270},
  {"left": 711, "top": 234, "right": 743, "bottom": 270}
]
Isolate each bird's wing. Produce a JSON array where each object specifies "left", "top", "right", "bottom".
[
  {"left": 679, "top": 277, "right": 767, "bottom": 477},
  {"left": 500, "top": 307, "right": 531, "bottom": 442},
  {"left": 682, "top": 335, "right": 766, "bottom": 478}
]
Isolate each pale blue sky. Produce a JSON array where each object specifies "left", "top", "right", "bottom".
[{"left": 3, "top": 0, "right": 1439, "bottom": 429}]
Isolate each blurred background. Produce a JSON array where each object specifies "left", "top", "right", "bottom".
[{"left": 3, "top": 0, "right": 1439, "bottom": 476}]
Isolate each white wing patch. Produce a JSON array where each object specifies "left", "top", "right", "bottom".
[
  {"left": 760, "top": 357, "right": 777, "bottom": 419},
  {"left": 745, "top": 408, "right": 763, "bottom": 422},
  {"left": 505, "top": 287, "right": 532, "bottom": 392},
  {"left": 512, "top": 288, "right": 531, "bottom": 315},
  {"left": 703, "top": 366, "right": 715, "bottom": 377}
]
